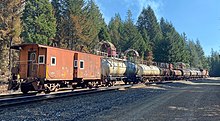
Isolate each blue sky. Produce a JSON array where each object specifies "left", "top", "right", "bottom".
[{"left": 94, "top": 0, "right": 220, "bottom": 56}]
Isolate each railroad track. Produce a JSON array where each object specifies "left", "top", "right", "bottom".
[
  {"left": 0, "top": 87, "right": 79, "bottom": 99},
  {"left": 0, "top": 84, "right": 133, "bottom": 108},
  {"left": 0, "top": 80, "right": 181, "bottom": 108},
  {"left": 0, "top": 92, "right": 38, "bottom": 99}
]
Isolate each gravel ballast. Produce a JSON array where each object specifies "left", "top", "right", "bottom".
[{"left": 0, "top": 79, "right": 220, "bottom": 121}]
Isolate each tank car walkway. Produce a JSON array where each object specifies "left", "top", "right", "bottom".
[{"left": 0, "top": 78, "right": 220, "bottom": 121}]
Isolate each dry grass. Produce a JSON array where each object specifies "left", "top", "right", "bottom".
[{"left": 0, "top": 84, "right": 8, "bottom": 94}]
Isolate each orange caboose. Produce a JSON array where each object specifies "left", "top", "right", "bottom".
[{"left": 11, "top": 44, "right": 102, "bottom": 93}]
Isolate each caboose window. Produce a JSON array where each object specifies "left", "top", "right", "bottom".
[
  {"left": 80, "top": 60, "right": 84, "bottom": 69},
  {"left": 74, "top": 60, "right": 77, "bottom": 67},
  {"left": 51, "top": 57, "right": 56, "bottom": 66},
  {"left": 38, "top": 55, "right": 45, "bottom": 64}
]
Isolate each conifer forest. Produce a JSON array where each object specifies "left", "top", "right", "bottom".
[{"left": 0, "top": 0, "right": 219, "bottom": 80}]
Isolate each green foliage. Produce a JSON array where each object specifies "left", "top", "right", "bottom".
[
  {"left": 108, "top": 14, "right": 124, "bottom": 51},
  {"left": 120, "top": 10, "right": 147, "bottom": 58},
  {"left": 186, "top": 39, "right": 208, "bottom": 69},
  {"left": 21, "top": 0, "right": 56, "bottom": 45},
  {"left": 51, "top": 0, "right": 67, "bottom": 47},
  {"left": 0, "top": 0, "right": 213, "bottom": 76},
  {"left": 208, "top": 49, "right": 220, "bottom": 76},
  {"left": 108, "top": 10, "right": 148, "bottom": 58},
  {"left": 159, "top": 18, "right": 191, "bottom": 64},
  {"left": 195, "top": 40, "right": 208, "bottom": 69},
  {"left": 137, "top": 6, "right": 163, "bottom": 62},
  {"left": 98, "top": 26, "right": 111, "bottom": 42},
  {"left": 54, "top": 0, "right": 105, "bottom": 52},
  {"left": 84, "top": 0, "right": 106, "bottom": 50},
  {"left": 188, "top": 40, "right": 199, "bottom": 67},
  {"left": 0, "top": 0, "right": 23, "bottom": 75}
]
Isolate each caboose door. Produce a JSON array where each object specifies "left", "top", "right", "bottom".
[
  {"left": 27, "top": 51, "right": 36, "bottom": 77},
  {"left": 73, "top": 53, "right": 78, "bottom": 78}
]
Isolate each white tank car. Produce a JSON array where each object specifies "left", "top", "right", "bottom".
[
  {"left": 182, "top": 69, "right": 191, "bottom": 77},
  {"left": 190, "top": 70, "right": 198, "bottom": 76},
  {"left": 101, "top": 57, "right": 126, "bottom": 78},
  {"left": 196, "top": 70, "right": 202, "bottom": 76},
  {"left": 172, "top": 69, "right": 183, "bottom": 76},
  {"left": 137, "top": 64, "right": 161, "bottom": 76}
]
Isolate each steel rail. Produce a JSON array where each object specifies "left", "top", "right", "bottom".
[{"left": 0, "top": 85, "right": 132, "bottom": 108}]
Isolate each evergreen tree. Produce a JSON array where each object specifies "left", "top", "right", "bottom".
[
  {"left": 160, "top": 18, "right": 189, "bottom": 63},
  {"left": 180, "top": 32, "right": 190, "bottom": 64},
  {"left": 21, "top": 0, "right": 56, "bottom": 45},
  {"left": 84, "top": 0, "right": 106, "bottom": 50},
  {"left": 0, "top": 0, "right": 24, "bottom": 76},
  {"left": 195, "top": 39, "right": 209, "bottom": 69},
  {"left": 98, "top": 26, "right": 111, "bottom": 42},
  {"left": 137, "top": 21, "right": 151, "bottom": 60},
  {"left": 51, "top": 0, "right": 68, "bottom": 47},
  {"left": 65, "top": 0, "right": 85, "bottom": 50},
  {"left": 137, "top": 6, "right": 163, "bottom": 61},
  {"left": 187, "top": 40, "right": 200, "bottom": 68},
  {"left": 121, "top": 10, "right": 146, "bottom": 58},
  {"left": 208, "top": 49, "right": 220, "bottom": 76},
  {"left": 65, "top": 0, "right": 105, "bottom": 52},
  {"left": 108, "top": 14, "right": 123, "bottom": 51},
  {"left": 159, "top": 18, "right": 172, "bottom": 62}
]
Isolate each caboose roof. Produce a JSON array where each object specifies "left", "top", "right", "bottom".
[
  {"left": 10, "top": 43, "right": 48, "bottom": 50},
  {"left": 10, "top": 43, "right": 101, "bottom": 57}
]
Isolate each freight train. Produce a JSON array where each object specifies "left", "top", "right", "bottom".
[{"left": 8, "top": 43, "right": 209, "bottom": 93}]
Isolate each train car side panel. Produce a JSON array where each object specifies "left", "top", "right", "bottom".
[
  {"left": 19, "top": 44, "right": 39, "bottom": 79},
  {"left": 76, "top": 52, "right": 101, "bottom": 80},
  {"left": 38, "top": 47, "right": 47, "bottom": 79},
  {"left": 46, "top": 47, "right": 74, "bottom": 80}
]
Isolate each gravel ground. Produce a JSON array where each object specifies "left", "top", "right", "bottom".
[
  {"left": 0, "top": 84, "right": 8, "bottom": 94},
  {"left": 0, "top": 84, "right": 167, "bottom": 121},
  {"left": 0, "top": 79, "right": 220, "bottom": 121}
]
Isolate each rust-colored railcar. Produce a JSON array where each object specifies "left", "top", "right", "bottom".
[{"left": 11, "top": 44, "right": 101, "bottom": 93}]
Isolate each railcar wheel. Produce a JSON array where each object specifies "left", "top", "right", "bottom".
[
  {"left": 21, "top": 88, "right": 29, "bottom": 94},
  {"left": 72, "top": 85, "right": 77, "bottom": 91},
  {"left": 21, "top": 82, "right": 32, "bottom": 94},
  {"left": 20, "top": 83, "right": 29, "bottom": 94},
  {"left": 45, "top": 88, "right": 51, "bottom": 94},
  {"left": 81, "top": 83, "right": 86, "bottom": 88}
]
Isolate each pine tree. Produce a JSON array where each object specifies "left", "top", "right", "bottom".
[
  {"left": 84, "top": 0, "right": 106, "bottom": 50},
  {"left": 208, "top": 49, "right": 220, "bottom": 76},
  {"left": 187, "top": 40, "right": 200, "bottom": 68},
  {"left": 98, "top": 26, "right": 111, "bottom": 42},
  {"left": 21, "top": 0, "right": 56, "bottom": 45},
  {"left": 0, "top": 0, "right": 24, "bottom": 77},
  {"left": 51, "top": 0, "right": 68, "bottom": 47},
  {"left": 66, "top": 0, "right": 99, "bottom": 51},
  {"left": 159, "top": 18, "right": 172, "bottom": 62},
  {"left": 137, "top": 6, "right": 163, "bottom": 62},
  {"left": 121, "top": 10, "right": 146, "bottom": 58},
  {"left": 137, "top": 21, "right": 151, "bottom": 60},
  {"left": 195, "top": 39, "right": 208, "bottom": 69},
  {"left": 180, "top": 32, "right": 190, "bottom": 64},
  {"left": 160, "top": 18, "right": 189, "bottom": 63},
  {"left": 108, "top": 14, "right": 123, "bottom": 51}
]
